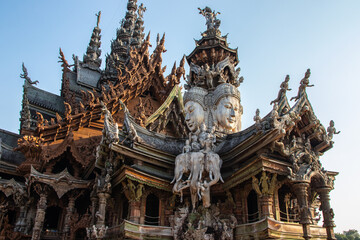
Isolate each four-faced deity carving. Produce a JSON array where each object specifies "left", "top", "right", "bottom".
[
  {"left": 183, "top": 87, "right": 208, "bottom": 133},
  {"left": 212, "top": 83, "right": 242, "bottom": 133}
]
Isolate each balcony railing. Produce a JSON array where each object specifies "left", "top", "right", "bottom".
[{"left": 106, "top": 220, "right": 172, "bottom": 240}]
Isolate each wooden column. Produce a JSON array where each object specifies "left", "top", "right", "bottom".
[
  {"left": 317, "top": 187, "right": 336, "bottom": 240},
  {"left": 293, "top": 182, "right": 312, "bottom": 240},
  {"left": 234, "top": 189, "right": 244, "bottom": 224},
  {"left": 90, "top": 196, "right": 98, "bottom": 225},
  {"left": 96, "top": 192, "right": 110, "bottom": 227},
  {"left": 62, "top": 196, "right": 76, "bottom": 240},
  {"left": 129, "top": 201, "right": 141, "bottom": 224},
  {"left": 259, "top": 194, "right": 274, "bottom": 219},
  {"left": 32, "top": 193, "right": 47, "bottom": 240}
]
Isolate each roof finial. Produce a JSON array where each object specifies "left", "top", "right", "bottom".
[
  {"left": 198, "top": 6, "right": 221, "bottom": 35},
  {"left": 138, "top": 3, "right": 146, "bottom": 19},
  {"left": 20, "top": 63, "right": 39, "bottom": 85},
  {"left": 83, "top": 13, "right": 102, "bottom": 69},
  {"left": 96, "top": 11, "right": 101, "bottom": 28}
]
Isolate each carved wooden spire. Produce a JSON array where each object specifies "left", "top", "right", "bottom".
[
  {"left": 83, "top": 11, "right": 102, "bottom": 69},
  {"left": 103, "top": 0, "right": 146, "bottom": 80}
]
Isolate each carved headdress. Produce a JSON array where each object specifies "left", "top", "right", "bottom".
[
  {"left": 183, "top": 86, "right": 208, "bottom": 110},
  {"left": 212, "top": 83, "right": 240, "bottom": 105}
]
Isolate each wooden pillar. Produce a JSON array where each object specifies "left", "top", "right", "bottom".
[
  {"left": 259, "top": 194, "right": 274, "bottom": 219},
  {"left": 90, "top": 196, "right": 98, "bottom": 225},
  {"left": 62, "top": 196, "right": 76, "bottom": 240},
  {"left": 15, "top": 206, "right": 26, "bottom": 232},
  {"left": 234, "top": 189, "right": 244, "bottom": 224},
  {"left": 293, "top": 182, "right": 312, "bottom": 240},
  {"left": 159, "top": 197, "right": 165, "bottom": 226},
  {"left": 129, "top": 201, "right": 141, "bottom": 224},
  {"left": 32, "top": 193, "right": 47, "bottom": 240},
  {"left": 96, "top": 192, "right": 110, "bottom": 227},
  {"left": 317, "top": 187, "right": 336, "bottom": 240},
  {"left": 274, "top": 187, "right": 281, "bottom": 221}
]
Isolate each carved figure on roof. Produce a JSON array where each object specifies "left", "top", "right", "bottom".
[
  {"left": 327, "top": 120, "right": 340, "bottom": 140},
  {"left": 183, "top": 87, "right": 208, "bottom": 133},
  {"left": 290, "top": 69, "right": 314, "bottom": 101},
  {"left": 212, "top": 83, "right": 242, "bottom": 133},
  {"left": 64, "top": 101, "right": 72, "bottom": 119},
  {"left": 198, "top": 7, "right": 221, "bottom": 31},
  {"left": 153, "top": 33, "right": 166, "bottom": 65},
  {"left": 101, "top": 103, "right": 119, "bottom": 144},
  {"left": 96, "top": 11, "right": 101, "bottom": 28},
  {"left": 138, "top": 3, "right": 146, "bottom": 19},
  {"left": 176, "top": 56, "right": 186, "bottom": 83},
  {"left": 270, "top": 75, "right": 291, "bottom": 105},
  {"left": 254, "top": 109, "right": 262, "bottom": 131},
  {"left": 20, "top": 63, "right": 39, "bottom": 85},
  {"left": 35, "top": 112, "right": 44, "bottom": 129},
  {"left": 199, "top": 64, "right": 217, "bottom": 89}
]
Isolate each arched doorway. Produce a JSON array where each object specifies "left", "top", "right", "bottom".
[
  {"left": 43, "top": 206, "right": 62, "bottom": 231},
  {"left": 247, "top": 190, "right": 258, "bottom": 223},
  {"left": 144, "top": 194, "right": 159, "bottom": 226},
  {"left": 122, "top": 200, "right": 129, "bottom": 220}
]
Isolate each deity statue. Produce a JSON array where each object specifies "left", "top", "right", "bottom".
[
  {"left": 291, "top": 69, "right": 314, "bottom": 101},
  {"left": 212, "top": 83, "right": 242, "bottom": 133},
  {"left": 270, "top": 75, "right": 291, "bottom": 105},
  {"left": 183, "top": 87, "right": 208, "bottom": 133},
  {"left": 327, "top": 120, "right": 340, "bottom": 140},
  {"left": 198, "top": 7, "right": 221, "bottom": 31}
]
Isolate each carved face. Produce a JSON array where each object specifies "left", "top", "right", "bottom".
[
  {"left": 184, "top": 101, "right": 205, "bottom": 132},
  {"left": 214, "top": 96, "right": 241, "bottom": 132}
]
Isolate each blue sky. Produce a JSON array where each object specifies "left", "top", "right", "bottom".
[{"left": 1, "top": 0, "right": 359, "bottom": 232}]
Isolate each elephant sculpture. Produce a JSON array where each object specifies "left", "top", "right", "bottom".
[
  {"left": 205, "top": 152, "right": 224, "bottom": 187},
  {"left": 188, "top": 152, "right": 205, "bottom": 209}
]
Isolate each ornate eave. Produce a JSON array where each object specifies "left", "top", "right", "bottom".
[
  {"left": 145, "top": 85, "right": 188, "bottom": 137},
  {"left": 29, "top": 166, "right": 91, "bottom": 198},
  {"left": 110, "top": 142, "right": 175, "bottom": 169},
  {"left": 112, "top": 165, "right": 172, "bottom": 191},
  {"left": 145, "top": 85, "right": 183, "bottom": 126},
  {"left": 0, "top": 178, "right": 26, "bottom": 197},
  {"left": 222, "top": 155, "right": 292, "bottom": 190},
  {"left": 41, "top": 130, "right": 101, "bottom": 168},
  {"left": 219, "top": 127, "right": 281, "bottom": 166},
  {"left": 186, "top": 34, "right": 239, "bottom": 66}
]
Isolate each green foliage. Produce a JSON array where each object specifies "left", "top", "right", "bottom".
[{"left": 336, "top": 229, "right": 360, "bottom": 240}]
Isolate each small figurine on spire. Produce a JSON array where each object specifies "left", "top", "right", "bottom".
[
  {"left": 198, "top": 7, "right": 221, "bottom": 31},
  {"left": 96, "top": 11, "right": 101, "bottom": 28},
  {"left": 137, "top": 3, "right": 146, "bottom": 19}
]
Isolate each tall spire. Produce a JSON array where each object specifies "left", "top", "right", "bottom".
[
  {"left": 103, "top": 0, "right": 146, "bottom": 79},
  {"left": 19, "top": 63, "right": 35, "bottom": 131},
  {"left": 83, "top": 11, "right": 102, "bottom": 69}
]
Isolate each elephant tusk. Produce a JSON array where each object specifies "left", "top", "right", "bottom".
[
  {"left": 220, "top": 175, "right": 224, "bottom": 183},
  {"left": 177, "top": 173, "right": 183, "bottom": 182},
  {"left": 170, "top": 177, "right": 175, "bottom": 184}
]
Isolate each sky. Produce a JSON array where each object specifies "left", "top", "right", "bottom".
[{"left": 0, "top": 0, "right": 359, "bottom": 233}]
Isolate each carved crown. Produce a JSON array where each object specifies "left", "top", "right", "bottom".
[
  {"left": 183, "top": 87, "right": 208, "bottom": 110},
  {"left": 212, "top": 83, "right": 240, "bottom": 105}
]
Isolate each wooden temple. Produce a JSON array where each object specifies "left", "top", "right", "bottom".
[{"left": 0, "top": 1, "right": 339, "bottom": 240}]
